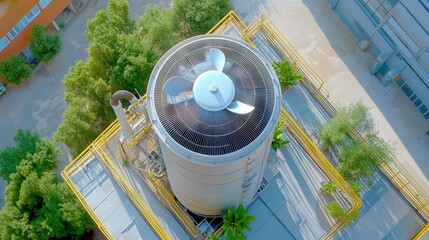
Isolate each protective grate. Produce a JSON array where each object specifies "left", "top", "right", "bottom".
[{"left": 152, "top": 37, "right": 276, "bottom": 155}]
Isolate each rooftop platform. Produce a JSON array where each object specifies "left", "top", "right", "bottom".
[{"left": 62, "top": 11, "right": 429, "bottom": 240}]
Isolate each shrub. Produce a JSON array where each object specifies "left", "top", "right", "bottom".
[
  {"left": 349, "top": 182, "right": 362, "bottom": 197},
  {"left": 222, "top": 204, "right": 254, "bottom": 240},
  {"left": 272, "top": 61, "right": 302, "bottom": 90},
  {"left": 0, "top": 56, "right": 31, "bottom": 84},
  {"left": 30, "top": 24, "right": 61, "bottom": 62},
  {"left": 272, "top": 120, "right": 290, "bottom": 151},
  {"left": 319, "top": 102, "right": 374, "bottom": 150},
  {"left": 324, "top": 202, "right": 346, "bottom": 220},
  {"left": 338, "top": 135, "right": 392, "bottom": 182},
  {"left": 320, "top": 181, "right": 337, "bottom": 194}
]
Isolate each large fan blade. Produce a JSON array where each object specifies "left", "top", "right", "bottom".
[
  {"left": 206, "top": 48, "right": 225, "bottom": 72},
  {"left": 163, "top": 76, "right": 194, "bottom": 104},
  {"left": 226, "top": 101, "right": 254, "bottom": 115},
  {"left": 163, "top": 76, "right": 193, "bottom": 96},
  {"left": 183, "top": 62, "right": 217, "bottom": 81}
]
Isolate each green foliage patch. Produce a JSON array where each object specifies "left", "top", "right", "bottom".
[
  {"left": 320, "top": 181, "right": 337, "bottom": 194},
  {"left": 0, "top": 130, "right": 94, "bottom": 239},
  {"left": 272, "top": 120, "right": 290, "bottom": 151},
  {"left": 30, "top": 24, "right": 61, "bottom": 63},
  {"left": 0, "top": 56, "right": 31, "bottom": 85},
  {"left": 272, "top": 61, "right": 302, "bottom": 90},
  {"left": 56, "top": 0, "right": 232, "bottom": 156}
]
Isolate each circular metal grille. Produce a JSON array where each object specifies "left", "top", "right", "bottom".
[{"left": 149, "top": 36, "right": 276, "bottom": 155}]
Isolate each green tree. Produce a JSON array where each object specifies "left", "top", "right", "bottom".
[
  {"left": 272, "top": 61, "right": 303, "bottom": 90},
  {"left": 272, "top": 120, "right": 290, "bottom": 151},
  {"left": 0, "top": 56, "right": 31, "bottom": 85},
  {"left": 56, "top": 0, "right": 151, "bottom": 155},
  {"left": 29, "top": 24, "right": 61, "bottom": 63},
  {"left": 0, "top": 129, "right": 41, "bottom": 182},
  {"left": 0, "top": 137, "right": 93, "bottom": 240},
  {"left": 56, "top": 0, "right": 233, "bottom": 156},
  {"left": 139, "top": 5, "right": 182, "bottom": 56},
  {"left": 173, "top": 0, "right": 231, "bottom": 37},
  {"left": 85, "top": 0, "right": 154, "bottom": 93},
  {"left": 54, "top": 98, "right": 101, "bottom": 156}
]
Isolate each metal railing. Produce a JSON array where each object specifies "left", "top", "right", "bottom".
[
  {"left": 61, "top": 149, "right": 114, "bottom": 239},
  {"left": 134, "top": 165, "right": 202, "bottom": 238},
  {"left": 413, "top": 223, "right": 429, "bottom": 240},
  {"left": 239, "top": 13, "right": 429, "bottom": 238},
  {"left": 62, "top": 117, "right": 171, "bottom": 240},
  {"left": 280, "top": 108, "right": 362, "bottom": 239},
  {"left": 208, "top": 11, "right": 247, "bottom": 35},
  {"left": 244, "top": 14, "right": 330, "bottom": 98},
  {"left": 62, "top": 11, "right": 429, "bottom": 239},
  {"left": 93, "top": 144, "right": 170, "bottom": 240}
]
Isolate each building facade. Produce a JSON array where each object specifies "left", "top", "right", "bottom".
[
  {"left": 327, "top": 0, "right": 429, "bottom": 120},
  {"left": 0, "top": 0, "right": 72, "bottom": 60}
]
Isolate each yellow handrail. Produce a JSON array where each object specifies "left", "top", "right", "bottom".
[
  {"left": 61, "top": 156, "right": 114, "bottom": 239},
  {"left": 238, "top": 12, "right": 429, "bottom": 236},
  {"left": 280, "top": 108, "right": 362, "bottom": 239},
  {"left": 208, "top": 11, "right": 247, "bottom": 34},
  {"left": 93, "top": 145, "right": 170, "bottom": 240},
  {"left": 413, "top": 223, "right": 429, "bottom": 240}
]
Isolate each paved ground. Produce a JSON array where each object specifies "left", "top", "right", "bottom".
[{"left": 232, "top": 0, "right": 429, "bottom": 194}]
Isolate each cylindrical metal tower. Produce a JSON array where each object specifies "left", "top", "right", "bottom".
[{"left": 146, "top": 35, "right": 281, "bottom": 216}]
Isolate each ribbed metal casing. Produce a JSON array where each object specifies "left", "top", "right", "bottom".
[{"left": 147, "top": 35, "right": 281, "bottom": 216}]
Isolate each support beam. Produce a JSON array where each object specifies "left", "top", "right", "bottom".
[
  {"left": 52, "top": 20, "right": 60, "bottom": 31},
  {"left": 68, "top": 3, "right": 77, "bottom": 13}
]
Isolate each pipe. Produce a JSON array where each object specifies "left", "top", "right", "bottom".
[{"left": 110, "top": 90, "right": 138, "bottom": 143}]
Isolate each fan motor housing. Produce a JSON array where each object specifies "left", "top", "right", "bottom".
[{"left": 147, "top": 35, "right": 281, "bottom": 216}]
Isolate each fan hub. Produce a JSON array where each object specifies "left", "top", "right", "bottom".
[{"left": 193, "top": 70, "right": 235, "bottom": 111}]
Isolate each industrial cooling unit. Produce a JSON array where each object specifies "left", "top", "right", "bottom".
[{"left": 146, "top": 35, "right": 281, "bottom": 216}]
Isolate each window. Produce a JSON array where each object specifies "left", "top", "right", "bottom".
[
  {"left": 0, "top": 37, "right": 10, "bottom": 52},
  {"left": 400, "top": 83, "right": 414, "bottom": 98},
  {"left": 7, "top": 5, "right": 40, "bottom": 40},
  {"left": 413, "top": 98, "right": 423, "bottom": 108},
  {"left": 419, "top": 104, "right": 428, "bottom": 115},
  {"left": 360, "top": 0, "right": 398, "bottom": 23},
  {"left": 38, "top": 0, "right": 52, "bottom": 9}
]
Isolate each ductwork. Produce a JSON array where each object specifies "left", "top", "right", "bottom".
[{"left": 110, "top": 90, "right": 138, "bottom": 143}]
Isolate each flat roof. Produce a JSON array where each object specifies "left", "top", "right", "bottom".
[{"left": 62, "top": 12, "right": 427, "bottom": 240}]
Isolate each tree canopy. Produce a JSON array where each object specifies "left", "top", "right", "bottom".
[
  {"left": 0, "top": 56, "right": 31, "bottom": 85},
  {"left": 0, "top": 130, "right": 94, "bottom": 239},
  {"left": 0, "top": 129, "right": 41, "bottom": 182},
  {"left": 29, "top": 24, "right": 61, "bottom": 63},
  {"left": 56, "top": 0, "right": 232, "bottom": 156},
  {"left": 173, "top": 0, "right": 231, "bottom": 37}
]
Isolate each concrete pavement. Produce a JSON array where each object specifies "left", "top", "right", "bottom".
[{"left": 232, "top": 0, "right": 429, "bottom": 192}]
